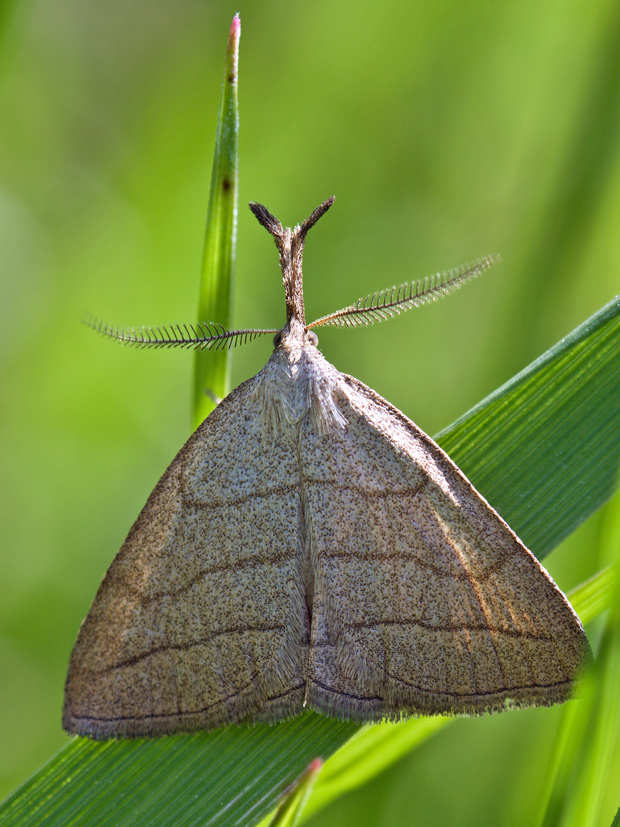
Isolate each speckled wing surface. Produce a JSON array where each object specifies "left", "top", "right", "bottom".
[
  {"left": 64, "top": 362, "right": 590, "bottom": 738},
  {"left": 63, "top": 376, "right": 309, "bottom": 739},
  {"left": 66, "top": 198, "right": 590, "bottom": 739},
  {"left": 301, "top": 373, "right": 589, "bottom": 720}
]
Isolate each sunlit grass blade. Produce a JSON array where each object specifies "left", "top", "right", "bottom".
[
  {"left": 564, "top": 625, "right": 620, "bottom": 827},
  {"left": 192, "top": 14, "right": 239, "bottom": 430},
  {"left": 538, "top": 494, "right": 620, "bottom": 827},
  {"left": 569, "top": 565, "right": 616, "bottom": 626},
  {"left": 0, "top": 296, "right": 618, "bottom": 827},
  {"left": 290, "top": 717, "right": 450, "bottom": 825},
  {"left": 286, "top": 566, "right": 616, "bottom": 826},
  {"left": 266, "top": 759, "right": 323, "bottom": 827}
]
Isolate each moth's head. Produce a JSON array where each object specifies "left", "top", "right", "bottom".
[
  {"left": 249, "top": 198, "right": 335, "bottom": 341},
  {"left": 272, "top": 319, "right": 319, "bottom": 352}
]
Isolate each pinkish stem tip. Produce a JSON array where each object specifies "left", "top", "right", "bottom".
[
  {"left": 227, "top": 14, "right": 240, "bottom": 82},
  {"left": 230, "top": 13, "right": 240, "bottom": 41}
]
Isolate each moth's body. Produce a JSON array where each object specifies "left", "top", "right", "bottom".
[{"left": 64, "top": 199, "right": 590, "bottom": 739}]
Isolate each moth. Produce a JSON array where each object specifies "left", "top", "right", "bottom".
[{"left": 64, "top": 197, "right": 590, "bottom": 739}]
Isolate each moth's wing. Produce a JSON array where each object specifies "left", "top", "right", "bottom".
[
  {"left": 63, "top": 376, "right": 308, "bottom": 739},
  {"left": 302, "top": 374, "right": 590, "bottom": 721}
]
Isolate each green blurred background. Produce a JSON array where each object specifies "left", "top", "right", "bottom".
[{"left": 1, "top": 0, "right": 619, "bottom": 823}]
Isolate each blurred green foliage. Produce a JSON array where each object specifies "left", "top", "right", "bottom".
[{"left": 0, "top": 1, "right": 619, "bottom": 825}]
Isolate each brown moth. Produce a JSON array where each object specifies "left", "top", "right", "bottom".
[{"left": 64, "top": 198, "right": 590, "bottom": 739}]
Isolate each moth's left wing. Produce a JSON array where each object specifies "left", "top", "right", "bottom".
[{"left": 63, "top": 376, "right": 308, "bottom": 738}]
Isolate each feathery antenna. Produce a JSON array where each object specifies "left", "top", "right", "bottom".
[
  {"left": 84, "top": 316, "right": 278, "bottom": 351},
  {"left": 307, "top": 255, "right": 500, "bottom": 330},
  {"left": 86, "top": 198, "right": 500, "bottom": 354}
]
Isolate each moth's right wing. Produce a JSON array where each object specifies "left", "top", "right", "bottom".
[
  {"left": 302, "top": 373, "right": 590, "bottom": 722},
  {"left": 63, "top": 377, "right": 308, "bottom": 739}
]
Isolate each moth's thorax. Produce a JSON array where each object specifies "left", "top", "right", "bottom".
[{"left": 253, "top": 331, "right": 346, "bottom": 436}]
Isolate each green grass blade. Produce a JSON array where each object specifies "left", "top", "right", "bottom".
[
  {"left": 266, "top": 759, "right": 323, "bottom": 827},
  {"left": 538, "top": 495, "right": 620, "bottom": 827},
  {"left": 294, "top": 567, "right": 616, "bottom": 826},
  {"left": 1, "top": 296, "right": 618, "bottom": 827},
  {"left": 565, "top": 625, "right": 620, "bottom": 827},
  {"left": 288, "top": 717, "right": 451, "bottom": 825},
  {"left": 438, "top": 294, "right": 620, "bottom": 559},
  {"left": 0, "top": 717, "right": 357, "bottom": 827},
  {"left": 569, "top": 566, "right": 616, "bottom": 626},
  {"left": 192, "top": 15, "right": 239, "bottom": 429}
]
